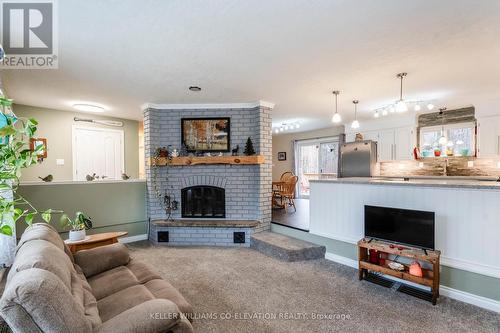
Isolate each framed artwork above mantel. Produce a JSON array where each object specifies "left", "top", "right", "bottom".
[{"left": 181, "top": 117, "right": 230, "bottom": 152}]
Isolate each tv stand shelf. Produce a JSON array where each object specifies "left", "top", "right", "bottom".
[{"left": 357, "top": 239, "right": 441, "bottom": 304}]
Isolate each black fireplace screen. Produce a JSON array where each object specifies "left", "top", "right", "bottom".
[{"left": 181, "top": 186, "right": 225, "bottom": 218}]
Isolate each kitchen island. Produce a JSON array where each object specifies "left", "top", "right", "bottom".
[{"left": 309, "top": 177, "right": 500, "bottom": 279}]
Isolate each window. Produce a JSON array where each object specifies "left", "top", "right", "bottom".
[{"left": 420, "top": 122, "right": 475, "bottom": 157}]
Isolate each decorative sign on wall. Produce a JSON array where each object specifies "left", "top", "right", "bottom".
[
  {"left": 278, "top": 152, "right": 287, "bottom": 161},
  {"left": 181, "top": 118, "right": 230, "bottom": 152}
]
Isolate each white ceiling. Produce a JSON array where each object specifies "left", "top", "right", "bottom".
[{"left": 2, "top": 0, "right": 500, "bottom": 132}]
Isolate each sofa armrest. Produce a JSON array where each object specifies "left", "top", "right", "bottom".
[
  {"left": 96, "top": 299, "right": 193, "bottom": 333},
  {"left": 74, "top": 243, "right": 130, "bottom": 277}
]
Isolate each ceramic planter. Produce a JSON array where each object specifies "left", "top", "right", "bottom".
[{"left": 69, "top": 229, "right": 86, "bottom": 241}]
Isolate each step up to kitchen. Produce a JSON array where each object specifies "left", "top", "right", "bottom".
[{"left": 250, "top": 231, "right": 326, "bottom": 261}]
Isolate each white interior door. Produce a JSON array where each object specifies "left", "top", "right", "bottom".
[{"left": 73, "top": 127, "right": 124, "bottom": 181}]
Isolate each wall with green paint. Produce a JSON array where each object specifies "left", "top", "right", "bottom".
[
  {"left": 271, "top": 224, "right": 500, "bottom": 302},
  {"left": 13, "top": 104, "right": 141, "bottom": 182},
  {"left": 16, "top": 181, "right": 147, "bottom": 239}
]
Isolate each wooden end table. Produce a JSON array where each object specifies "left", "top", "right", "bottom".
[{"left": 65, "top": 231, "right": 128, "bottom": 254}]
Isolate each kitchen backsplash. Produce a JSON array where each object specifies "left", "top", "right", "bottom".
[{"left": 379, "top": 157, "right": 500, "bottom": 177}]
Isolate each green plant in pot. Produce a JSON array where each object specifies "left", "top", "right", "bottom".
[{"left": 60, "top": 212, "right": 93, "bottom": 241}]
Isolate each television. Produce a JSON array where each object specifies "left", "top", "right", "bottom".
[{"left": 364, "top": 205, "right": 435, "bottom": 250}]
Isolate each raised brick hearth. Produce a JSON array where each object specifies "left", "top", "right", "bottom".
[{"left": 144, "top": 102, "right": 273, "bottom": 246}]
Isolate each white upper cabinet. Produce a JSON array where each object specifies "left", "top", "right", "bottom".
[
  {"left": 377, "top": 129, "right": 396, "bottom": 161},
  {"left": 395, "top": 127, "right": 415, "bottom": 160},
  {"left": 477, "top": 116, "right": 500, "bottom": 157}
]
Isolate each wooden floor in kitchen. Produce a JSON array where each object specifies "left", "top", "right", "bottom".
[{"left": 271, "top": 198, "right": 310, "bottom": 231}]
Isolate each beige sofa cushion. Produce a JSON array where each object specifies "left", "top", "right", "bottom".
[
  {"left": 97, "top": 285, "right": 155, "bottom": 322},
  {"left": 0, "top": 268, "right": 92, "bottom": 333},
  {"left": 17, "top": 223, "right": 65, "bottom": 251},
  {"left": 88, "top": 266, "right": 139, "bottom": 300},
  {"left": 145, "top": 279, "right": 194, "bottom": 317},
  {"left": 8, "top": 239, "right": 74, "bottom": 289},
  {"left": 75, "top": 243, "right": 130, "bottom": 277},
  {"left": 126, "top": 259, "right": 162, "bottom": 283}
]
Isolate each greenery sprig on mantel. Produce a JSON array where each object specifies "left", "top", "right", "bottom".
[{"left": 0, "top": 97, "right": 59, "bottom": 236}]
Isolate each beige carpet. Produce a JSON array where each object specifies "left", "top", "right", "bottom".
[{"left": 127, "top": 241, "right": 500, "bottom": 333}]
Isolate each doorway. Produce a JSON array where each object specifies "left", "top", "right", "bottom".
[
  {"left": 72, "top": 126, "right": 124, "bottom": 181},
  {"left": 295, "top": 137, "right": 339, "bottom": 198}
]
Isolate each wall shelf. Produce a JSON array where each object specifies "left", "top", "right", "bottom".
[{"left": 149, "top": 155, "right": 265, "bottom": 166}]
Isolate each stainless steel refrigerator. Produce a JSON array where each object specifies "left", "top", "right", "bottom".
[{"left": 339, "top": 140, "right": 377, "bottom": 178}]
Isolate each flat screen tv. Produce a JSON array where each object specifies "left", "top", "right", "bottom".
[{"left": 364, "top": 205, "right": 435, "bottom": 250}]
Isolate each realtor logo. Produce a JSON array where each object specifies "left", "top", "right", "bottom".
[{"left": 0, "top": 0, "right": 58, "bottom": 69}]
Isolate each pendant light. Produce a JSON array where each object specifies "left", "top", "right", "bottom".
[
  {"left": 331, "top": 90, "right": 341, "bottom": 123},
  {"left": 351, "top": 100, "right": 360, "bottom": 129},
  {"left": 395, "top": 72, "right": 408, "bottom": 112},
  {"left": 438, "top": 108, "right": 447, "bottom": 146}
]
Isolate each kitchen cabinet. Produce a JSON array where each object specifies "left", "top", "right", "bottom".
[
  {"left": 395, "top": 127, "right": 415, "bottom": 160},
  {"left": 345, "top": 126, "right": 415, "bottom": 161},
  {"left": 477, "top": 116, "right": 500, "bottom": 157},
  {"left": 378, "top": 129, "right": 395, "bottom": 161}
]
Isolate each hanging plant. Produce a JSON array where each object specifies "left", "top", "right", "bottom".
[{"left": 0, "top": 97, "right": 77, "bottom": 236}]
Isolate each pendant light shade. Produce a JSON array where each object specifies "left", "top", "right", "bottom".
[
  {"left": 395, "top": 72, "right": 408, "bottom": 112},
  {"left": 331, "top": 90, "right": 341, "bottom": 123},
  {"left": 351, "top": 100, "right": 360, "bottom": 129},
  {"left": 438, "top": 108, "right": 447, "bottom": 145}
]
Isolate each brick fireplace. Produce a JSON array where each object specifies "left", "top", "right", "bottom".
[{"left": 143, "top": 102, "right": 273, "bottom": 246}]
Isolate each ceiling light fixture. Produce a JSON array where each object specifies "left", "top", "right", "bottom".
[
  {"left": 438, "top": 107, "right": 448, "bottom": 146},
  {"left": 72, "top": 104, "right": 105, "bottom": 113},
  {"left": 331, "top": 90, "right": 342, "bottom": 123},
  {"left": 414, "top": 104, "right": 421, "bottom": 111},
  {"left": 395, "top": 72, "right": 408, "bottom": 112},
  {"left": 273, "top": 121, "right": 301, "bottom": 134},
  {"left": 351, "top": 100, "right": 360, "bottom": 129},
  {"left": 427, "top": 103, "right": 435, "bottom": 110}
]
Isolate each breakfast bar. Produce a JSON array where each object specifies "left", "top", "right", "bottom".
[{"left": 309, "top": 177, "right": 500, "bottom": 279}]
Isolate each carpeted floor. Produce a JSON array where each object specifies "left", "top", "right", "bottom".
[{"left": 127, "top": 241, "right": 500, "bottom": 333}]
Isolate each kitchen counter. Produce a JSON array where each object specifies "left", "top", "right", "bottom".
[
  {"left": 310, "top": 177, "right": 500, "bottom": 190},
  {"left": 308, "top": 176, "right": 500, "bottom": 279}
]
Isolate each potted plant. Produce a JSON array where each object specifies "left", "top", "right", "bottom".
[{"left": 61, "top": 212, "right": 93, "bottom": 241}]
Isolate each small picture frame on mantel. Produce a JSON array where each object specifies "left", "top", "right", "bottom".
[{"left": 277, "top": 152, "right": 286, "bottom": 161}]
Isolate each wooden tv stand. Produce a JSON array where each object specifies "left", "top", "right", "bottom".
[{"left": 357, "top": 238, "right": 441, "bottom": 305}]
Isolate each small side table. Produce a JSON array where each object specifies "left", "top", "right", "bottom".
[{"left": 65, "top": 231, "right": 128, "bottom": 254}]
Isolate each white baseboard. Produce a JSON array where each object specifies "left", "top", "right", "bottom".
[
  {"left": 119, "top": 234, "right": 148, "bottom": 243},
  {"left": 325, "top": 251, "right": 500, "bottom": 314}
]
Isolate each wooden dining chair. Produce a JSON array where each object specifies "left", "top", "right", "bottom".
[{"left": 274, "top": 175, "right": 298, "bottom": 212}]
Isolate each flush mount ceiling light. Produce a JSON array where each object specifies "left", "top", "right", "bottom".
[
  {"left": 331, "top": 90, "right": 342, "bottom": 123},
  {"left": 189, "top": 86, "right": 201, "bottom": 92},
  {"left": 72, "top": 104, "right": 105, "bottom": 113},
  {"left": 351, "top": 100, "right": 360, "bottom": 129}
]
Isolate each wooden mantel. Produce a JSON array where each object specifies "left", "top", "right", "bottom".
[{"left": 149, "top": 155, "right": 265, "bottom": 166}]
